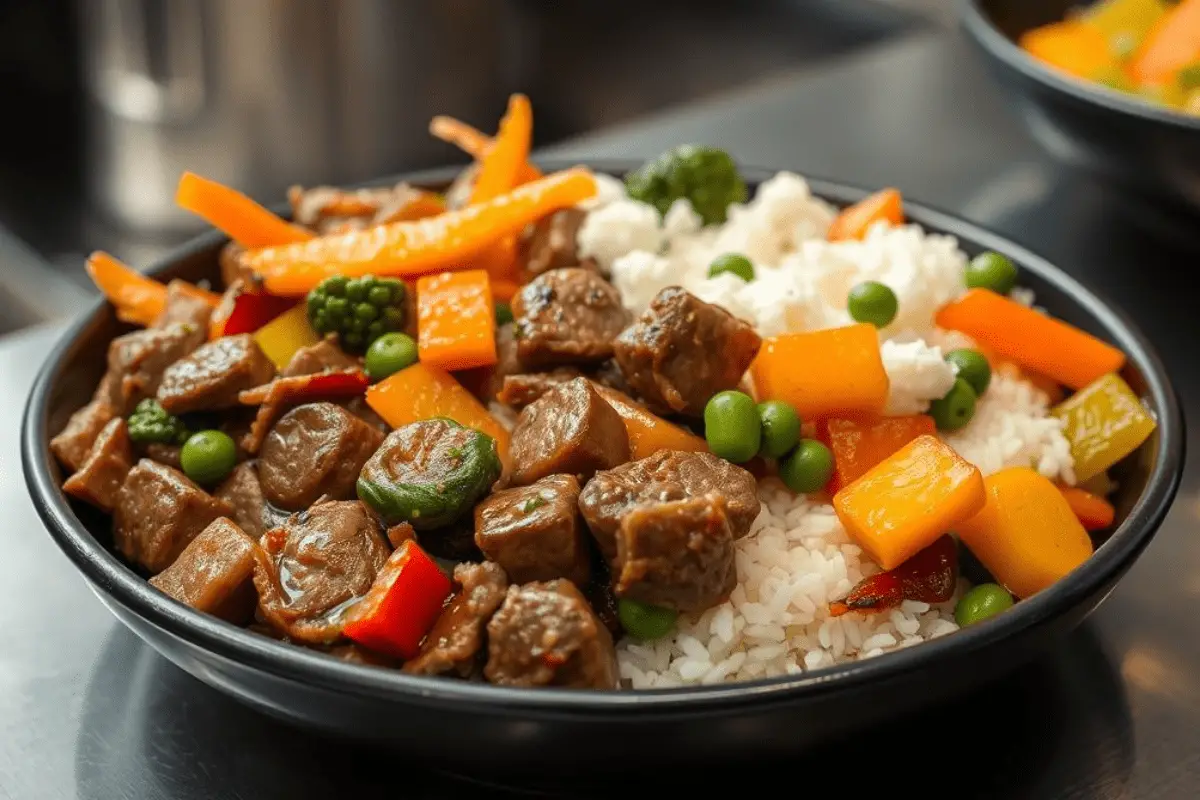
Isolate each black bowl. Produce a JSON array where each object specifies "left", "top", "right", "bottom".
[
  {"left": 21, "top": 163, "right": 1184, "bottom": 781},
  {"left": 961, "top": 0, "right": 1200, "bottom": 219}
]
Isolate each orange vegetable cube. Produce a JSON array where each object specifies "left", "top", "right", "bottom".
[
  {"left": 416, "top": 270, "right": 498, "bottom": 372},
  {"left": 828, "top": 188, "right": 904, "bottom": 241},
  {"left": 817, "top": 415, "right": 937, "bottom": 494},
  {"left": 592, "top": 383, "right": 708, "bottom": 460},
  {"left": 833, "top": 435, "right": 985, "bottom": 571}
]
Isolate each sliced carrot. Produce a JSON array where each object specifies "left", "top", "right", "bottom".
[
  {"left": 936, "top": 289, "right": 1125, "bottom": 391},
  {"left": 817, "top": 415, "right": 937, "bottom": 494},
  {"left": 176, "top": 172, "right": 313, "bottom": 249},
  {"left": 1059, "top": 486, "right": 1117, "bottom": 531},
  {"left": 828, "top": 189, "right": 904, "bottom": 241},
  {"left": 592, "top": 384, "right": 708, "bottom": 460},
  {"left": 416, "top": 270, "right": 498, "bottom": 372},
  {"left": 430, "top": 115, "right": 542, "bottom": 183},
  {"left": 1130, "top": 0, "right": 1200, "bottom": 84},
  {"left": 243, "top": 168, "right": 598, "bottom": 296},
  {"left": 469, "top": 94, "right": 533, "bottom": 205},
  {"left": 86, "top": 251, "right": 220, "bottom": 328},
  {"left": 1020, "top": 20, "right": 1121, "bottom": 79}
]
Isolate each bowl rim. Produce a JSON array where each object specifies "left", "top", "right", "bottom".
[
  {"left": 22, "top": 161, "right": 1185, "bottom": 715},
  {"left": 959, "top": 0, "right": 1200, "bottom": 133}
]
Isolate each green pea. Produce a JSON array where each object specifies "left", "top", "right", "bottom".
[
  {"left": 306, "top": 290, "right": 325, "bottom": 315},
  {"left": 343, "top": 331, "right": 364, "bottom": 349},
  {"left": 368, "top": 285, "right": 393, "bottom": 306},
  {"left": 618, "top": 598, "right": 678, "bottom": 640},
  {"left": 779, "top": 439, "right": 833, "bottom": 494},
  {"left": 345, "top": 278, "right": 367, "bottom": 303},
  {"left": 180, "top": 430, "right": 238, "bottom": 486},
  {"left": 323, "top": 275, "right": 348, "bottom": 296},
  {"left": 847, "top": 280, "right": 898, "bottom": 328},
  {"left": 312, "top": 310, "right": 330, "bottom": 334},
  {"left": 366, "top": 321, "right": 386, "bottom": 342},
  {"left": 382, "top": 306, "right": 405, "bottom": 329},
  {"left": 757, "top": 400, "right": 801, "bottom": 459},
  {"left": 703, "top": 390, "right": 762, "bottom": 463},
  {"left": 965, "top": 252, "right": 1019, "bottom": 294},
  {"left": 355, "top": 302, "right": 379, "bottom": 323},
  {"left": 325, "top": 296, "right": 349, "bottom": 318},
  {"left": 929, "top": 378, "right": 977, "bottom": 431},
  {"left": 365, "top": 332, "right": 419, "bottom": 381},
  {"left": 707, "top": 253, "right": 755, "bottom": 282},
  {"left": 954, "top": 583, "right": 1014, "bottom": 627},
  {"left": 945, "top": 349, "right": 991, "bottom": 396},
  {"left": 495, "top": 302, "right": 514, "bottom": 326}
]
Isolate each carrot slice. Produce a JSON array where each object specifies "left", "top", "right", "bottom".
[
  {"left": 86, "top": 251, "right": 220, "bottom": 327},
  {"left": 1059, "top": 486, "right": 1117, "bottom": 531},
  {"left": 817, "top": 415, "right": 937, "bottom": 494},
  {"left": 828, "top": 189, "right": 904, "bottom": 241},
  {"left": 935, "top": 289, "right": 1125, "bottom": 391},
  {"left": 469, "top": 94, "right": 533, "bottom": 205},
  {"left": 430, "top": 115, "right": 542, "bottom": 183},
  {"left": 243, "top": 168, "right": 598, "bottom": 296},
  {"left": 1130, "top": 0, "right": 1200, "bottom": 84},
  {"left": 176, "top": 171, "right": 313, "bottom": 248},
  {"left": 416, "top": 270, "right": 498, "bottom": 372}
]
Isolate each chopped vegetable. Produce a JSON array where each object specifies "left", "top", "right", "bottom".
[
  {"left": 1051, "top": 372, "right": 1156, "bottom": 482},
  {"left": 126, "top": 398, "right": 190, "bottom": 445},
  {"left": 86, "top": 251, "right": 220, "bottom": 328},
  {"left": 1060, "top": 486, "right": 1117, "bottom": 531},
  {"left": 306, "top": 274, "right": 407, "bottom": 352},
  {"left": 756, "top": 400, "right": 801, "bottom": 459},
  {"left": 847, "top": 280, "right": 898, "bottom": 327},
  {"left": 180, "top": 430, "right": 238, "bottom": 486},
  {"left": 494, "top": 301, "right": 514, "bottom": 326},
  {"left": 935, "top": 289, "right": 1126, "bottom": 391},
  {"left": 827, "top": 188, "right": 903, "bottom": 241},
  {"left": 929, "top": 378, "right": 978, "bottom": 431},
  {"left": 469, "top": 94, "right": 533, "bottom": 204},
  {"left": 751, "top": 323, "right": 890, "bottom": 421},
  {"left": 830, "top": 534, "right": 958, "bottom": 617},
  {"left": 342, "top": 541, "right": 453, "bottom": 660},
  {"left": 957, "top": 467, "right": 1093, "bottom": 598},
  {"left": 238, "top": 368, "right": 369, "bottom": 406},
  {"left": 175, "top": 171, "right": 313, "bottom": 248},
  {"left": 365, "top": 332, "right": 419, "bottom": 381},
  {"left": 945, "top": 349, "right": 992, "bottom": 395},
  {"left": 1130, "top": 0, "right": 1200, "bottom": 85},
  {"left": 428, "top": 114, "right": 542, "bottom": 184},
  {"left": 211, "top": 288, "right": 296, "bottom": 339},
  {"left": 779, "top": 439, "right": 835, "bottom": 494},
  {"left": 252, "top": 304, "right": 322, "bottom": 369},
  {"left": 591, "top": 383, "right": 708, "bottom": 460},
  {"left": 1020, "top": 20, "right": 1121, "bottom": 79},
  {"left": 625, "top": 144, "right": 747, "bottom": 226},
  {"left": 416, "top": 270, "right": 498, "bottom": 372},
  {"left": 1081, "top": 0, "right": 1168, "bottom": 55},
  {"left": 242, "top": 168, "right": 599, "bottom": 296},
  {"left": 833, "top": 435, "right": 985, "bottom": 571},
  {"left": 703, "top": 391, "right": 761, "bottom": 463},
  {"left": 617, "top": 598, "right": 678, "bottom": 640},
  {"left": 816, "top": 415, "right": 936, "bottom": 494},
  {"left": 708, "top": 253, "right": 755, "bottom": 282},
  {"left": 954, "top": 583, "right": 1013, "bottom": 627},
  {"left": 965, "top": 251, "right": 1019, "bottom": 295}
]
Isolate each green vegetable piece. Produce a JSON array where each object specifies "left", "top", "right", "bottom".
[
  {"left": 929, "top": 378, "right": 978, "bottom": 431},
  {"left": 355, "top": 302, "right": 378, "bottom": 323},
  {"left": 703, "top": 390, "right": 762, "bottom": 463},
  {"left": 495, "top": 302, "right": 514, "bottom": 326},
  {"left": 757, "top": 400, "right": 801, "bottom": 459},
  {"left": 345, "top": 278, "right": 367, "bottom": 303},
  {"left": 779, "top": 439, "right": 834, "bottom": 494},
  {"left": 708, "top": 253, "right": 755, "bottom": 282},
  {"left": 365, "top": 332, "right": 419, "bottom": 381},
  {"left": 945, "top": 349, "right": 992, "bottom": 396},
  {"left": 323, "top": 275, "right": 348, "bottom": 296},
  {"left": 618, "top": 598, "right": 678, "bottom": 640},
  {"left": 625, "top": 144, "right": 748, "bottom": 226},
  {"left": 306, "top": 273, "right": 408, "bottom": 352},
  {"left": 367, "top": 285, "right": 392, "bottom": 306},
  {"left": 180, "top": 430, "right": 238, "bottom": 486},
  {"left": 126, "top": 398, "right": 190, "bottom": 445},
  {"left": 965, "top": 251, "right": 1019, "bottom": 294},
  {"left": 847, "top": 280, "right": 898, "bottom": 328},
  {"left": 954, "top": 583, "right": 1014, "bottom": 627},
  {"left": 1181, "top": 63, "right": 1200, "bottom": 91}
]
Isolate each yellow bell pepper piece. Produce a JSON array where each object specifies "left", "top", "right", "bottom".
[
  {"left": 958, "top": 468, "right": 1094, "bottom": 598},
  {"left": 1052, "top": 373, "right": 1156, "bottom": 484},
  {"left": 1081, "top": 0, "right": 1168, "bottom": 58},
  {"left": 251, "top": 304, "right": 321, "bottom": 370}
]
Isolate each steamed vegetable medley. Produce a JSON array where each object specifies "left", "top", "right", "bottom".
[{"left": 52, "top": 95, "right": 1158, "bottom": 690}]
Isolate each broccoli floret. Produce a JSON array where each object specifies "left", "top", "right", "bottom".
[
  {"left": 127, "top": 399, "right": 190, "bottom": 445},
  {"left": 625, "top": 144, "right": 747, "bottom": 226},
  {"left": 306, "top": 274, "right": 407, "bottom": 352}
]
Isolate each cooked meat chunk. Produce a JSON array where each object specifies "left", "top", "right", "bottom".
[
  {"left": 157, "top": 333, "right": 276, "bottom": 414},
  {"left": 281, "top": 336, "right": 358, "bottom": 377},
  {"left": 289, "top": 182, "right": 430, "bottom": 235},
  {"left": 63, "top": 417, "right": 134, "bottom": 512},
  {"left": 154, "top": 279, "right": 214, "bottom": 330},
  {"left": 578, "top": 450, "right": 759, "bottom": 562},
  {"left": 404, "top": 561, "right": 509, "bottom": 677},
  {"left": 149, "top": 517, "right": 260, "bottom": 623},
  {"left": 218, "top": 241, "right": 246, "bottom": 288},
  {"left": 341, "top": 395, "right": 390, "bottom": 433},
  {"left": 253, "top": 500, "right": 389, "bottom": 644},
  {"left": 496, "top": 368, "right": 584, "bottom": 410},
  {"left": 477, "top": 322, "right": 522, "bottom": 402},
  {"left": 258, "top": 402, "right": 384, "bottom": 511},
  {"left": 484, "top": 579, "right": 618, "bottom": 689},
  {"left": 474, "top": 474, "right": 590, "bottom": 584},
  {"left": 613, "top": 494, "right": 735, "bottom": 612},
  {"left": 517, "top": 208, "right": 593, "bottom": 281},
  {"left": 142, "top": 442, "right": 182, "bottom": 470},
  {"left": 614, "top": 287, "right": 762, "bottom": 418},
  {"left": 113, "top": 460, "right": 234, "bottom": 573},
  {"left": 102, "top": 323, "right": 206, "bottom": 413},
  {"left": 386, "top": 521, "right": 417, "bottom": 549},
  {"left": 214, "top": 462, "right": 271, "bottom": 538},
  {"left": 51, "top": 399, "right": 116, "bottom": 473},
  {"left": 512, "top": 268, "right": 629, "bottom": 367},
  {"left": 238, "top": 368, "right": 373, "bottom": 455},
  {"left": 592, "top": 358, "right": 633, "bottom": 396},
  {"left": 509, "top": 378, "right": 629, "bottom": 486}
]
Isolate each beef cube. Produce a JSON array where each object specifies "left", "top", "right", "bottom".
[
  {"left": 517, "top": 208, "right": 595, "bottom": 281},
  {"left": 509, "top": 378, "right": 629, "bottom": 486},
  {"left": 614, "top": 287, "right": 762, "bottom": 418},
  {"left": 386, "top": 521, "right": 417, "bottom": 549},
  {"left": 404, "top": 561, "right": 509, "bottom": 677},
  {"left": 218, "top": 241, "right": 247, "bottom": 288},
  {"left": 281, "top": 336, "right": 358, "bottom": 377},
  {"left": 154, "top": 279, "right": 214, "bottom": 330},
  {"left": 512, "top": 268, "right": 629, "bottom": 367},
  {"left": 102, "top": 323, "right": 207, "bottom": 413},
  {"left": 613, "top": 494, "right": 735, "bottom": 612},
  {"left": 63, "top": 417, "right": 134, "bottom": 512},
  {"left": 496, "top": 368, "right": 584, "bottom": 410},
  {"left": 113, "top": 460, "right": 234, "bottom": 573},
  {"left": 484, "top": 579, "right": 618, "bottom": 689},
  {"left": 148, "top": 517, "right": 260, "bottom": 623},
  {"left": 142, "top": 442, "right": 182, "bottom": 470},
  {"left": 214, "top": 462, "right": 271, "bottom": 538},
  {"left": 50, "top": 400, "right": 116, "bottom": 473},
  {"left": 473, "top": 322, "right": 523, "bottom": 403},
  {"left": 156, "top": 333, "right": 276, "bottom": 414},
  {"left": 474, "top": 474, "right": 590, "bottom": 584}
]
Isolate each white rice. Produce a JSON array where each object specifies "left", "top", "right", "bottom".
[{"left": 575, "top": 173, "right": 1076, "bottom": 688}]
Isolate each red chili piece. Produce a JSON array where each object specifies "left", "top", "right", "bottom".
[{"left": 829, "top": 534, "right": 958, "bottom": 617}]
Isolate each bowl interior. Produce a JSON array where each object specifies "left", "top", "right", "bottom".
[{"left": 977, "top": 0, "right": 1078, "bottom": 40}]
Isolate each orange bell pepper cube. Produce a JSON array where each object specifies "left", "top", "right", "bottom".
[
  {"left": 592, "top": 383, "right": 709, "bottom": 460},
  {"left": 86, "top": 251, "right": 220, "bottom": 328},
  {"left": 751, "top": 323, "right": 890, "bottom": 421},
  {"left": 429, "top": 115, "right": 543, "bottom": 184},
  {"left": 827, "top": 189, "right": 903, "bottom": 241},
  {"left": 1059, "top": 486, "right": 1117, "bottom": 531},
  {"left": 817, "top": 415, "right": 937, "bottom": 494},
  {"left": 833, "top": 435, "right": 985, "bottom": 571},
  {"left": 935, "top": 289, "right": 1125, "bottom": 391},
  {"left": 957, "top": 468, "right": 1094, "bottom": 599},
  {"left": 1130, "top": 0, "right": 1200, "bottom": 84},
  {"left": 416, "top": 270, "right": 498, "bottom": 372},
  {"left": 342, "top": 541, "right": 452, "bottom": 660},
  {"left": 176, "top": 171, "right": 313, "bottom": 249}
]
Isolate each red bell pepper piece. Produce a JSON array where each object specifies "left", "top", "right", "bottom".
[
  {"left": 238, "top": 368, "right": 370, "bottom": 453},
  {"left": 219, "top": 290, "right": 297, "bottom": 337},
  {"left": 830, "top": 534, "right": 958, "bottom": 617},
  {"left": 817, "top": 415, "right": 937, "bottom": 494},
  {"left": 342, "top": 541, "right": 452, "bottom": 660}
]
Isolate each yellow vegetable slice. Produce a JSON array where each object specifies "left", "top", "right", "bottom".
[{"left": 1052, "top": 373, "right": 1156, "bottom": 483}]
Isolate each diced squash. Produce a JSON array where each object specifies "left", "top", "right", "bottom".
[
  {"left": 1021, "top": 20, "right": 1123, "bottom": 79},
  {"left": 817, "top": 415, "right": 937, "bottom": 494},
  {"left": 833, "top": 435, "right": 985, "bottom": 571},
  {"left": 1052, "top": 372, "right": 1156, "bottom": 483},
  {"left": 751, "top": 324, "right": 890, "bottom": 421},
  {"left": 416, "top": 270, "right": 498, "bottom": 372},
  {"left": 592, "top": 383, "right": 708, "bottom": 460},
  {"left": 1059, "top": 486, "right": 1117, "bottom": 531},
  {"left": 958, "top": 468, "right": 1094, "bottom": 598},
  {"left": 252, "top": 304, "right": 321, "bottom": 370},
  {"left": 827, "top": 189, "right": 903, "bottom": 241}
]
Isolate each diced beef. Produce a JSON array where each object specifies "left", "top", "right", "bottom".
[
  {"left": 517, "top": 208, "right": 595, "bottom": 281},
  {"left": 341, "top": 395, "right": 390, "bottom": 434},
  {"left": 475, "top": 322, "right": 523, "bottom": 402},
  {"left": 113, "top": 460, "right": 234, "bottom": 573},
  {"left": 156, "top": 333, "right": 276, "bottom": 414},
  {"left": 281, "top": 337, "right": 358, "bottom": 378},
  {"left": 512, "top": 268, "right": 629, "bottom": 367},
  {"left": 475, "top": 474, "right": 590, "bottom": 584},
  {"left": 258, "top": 402, "right": 384, "bottom": 511},
  {"left": 496, "top": 368, "right": 584, "bottom": 410},
  {"left": 386, "top": 521, "right": 417, "bottom": 549},
  {"left": 592, "top": 358, "right": 634, "bottom": 396},
  {"left": 289, "top": 182, "right": 430, "bottom": 235},
  {"left": 63, "top": 417, "right": 134, "bottom": 512},
  {"left": 253, "top": 500, "right": 389, "bottom": 644},
  {"left": 219, "top": 241, "right": 247, "bottom": 289},
  {"left": 613, "top": 494, "right": 735, "bottom": 612},
  {"left": 509, "top": 378, "right": 629, "bottom": 486},
  {"left": 215, "top": 462, "right": 271, "bottom": 539},
  {"left": 102, "top": 323, "right": 206, "bottom": 413},
  {"left": 51, "top": 399, "right": 116, "bottom": 473},
  {"left": 484, "top": 579, "right": 618, "bottom": 689},
  {"left": 238, "top": 368, "right": 373, "bottom": 455},
  {"left": 581, "top": 571, "right": 623, "bottom": 639},
  {"left": 578, "top": 450, "right": 759, "bottom": 562},
  {"left": 142, "top": 442, "right": 182, "bottom": 470},
  {"left": 154, "top": 279, "right": 214, "bottom": 331},
  {"left": 148, "top": 517, "right": 260, "bottom": 623},
  {"left": 614, "top": 287, "right": 762, "bottom": 418},
  {"left": 403, "top": 561, "right": 509, "bottom": 677}
]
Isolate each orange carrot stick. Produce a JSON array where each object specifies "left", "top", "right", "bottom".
[
  {"left": 828, "top": 189, "right": 904, "bottom": 241},
  {"left": 429, "top": 115, "right": 543, "bottom": 184},
  {"left": 1060, "top": 486, "right": 1117, "bottom": 531},
  {"left": 469, "top": 94, "right": 533, "bottom": 205},
  {"left": 416, "top": 270, "right": 498, "bottom": 372},
  {"left": 1130, "top": 0, "right": 1200, "bottom": 85},
  {"left": 176, "top": 171, "right": 313, "bottom": 248},
  {"left": 86, "top": 251, "right": 220, "bottom": 327}
]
